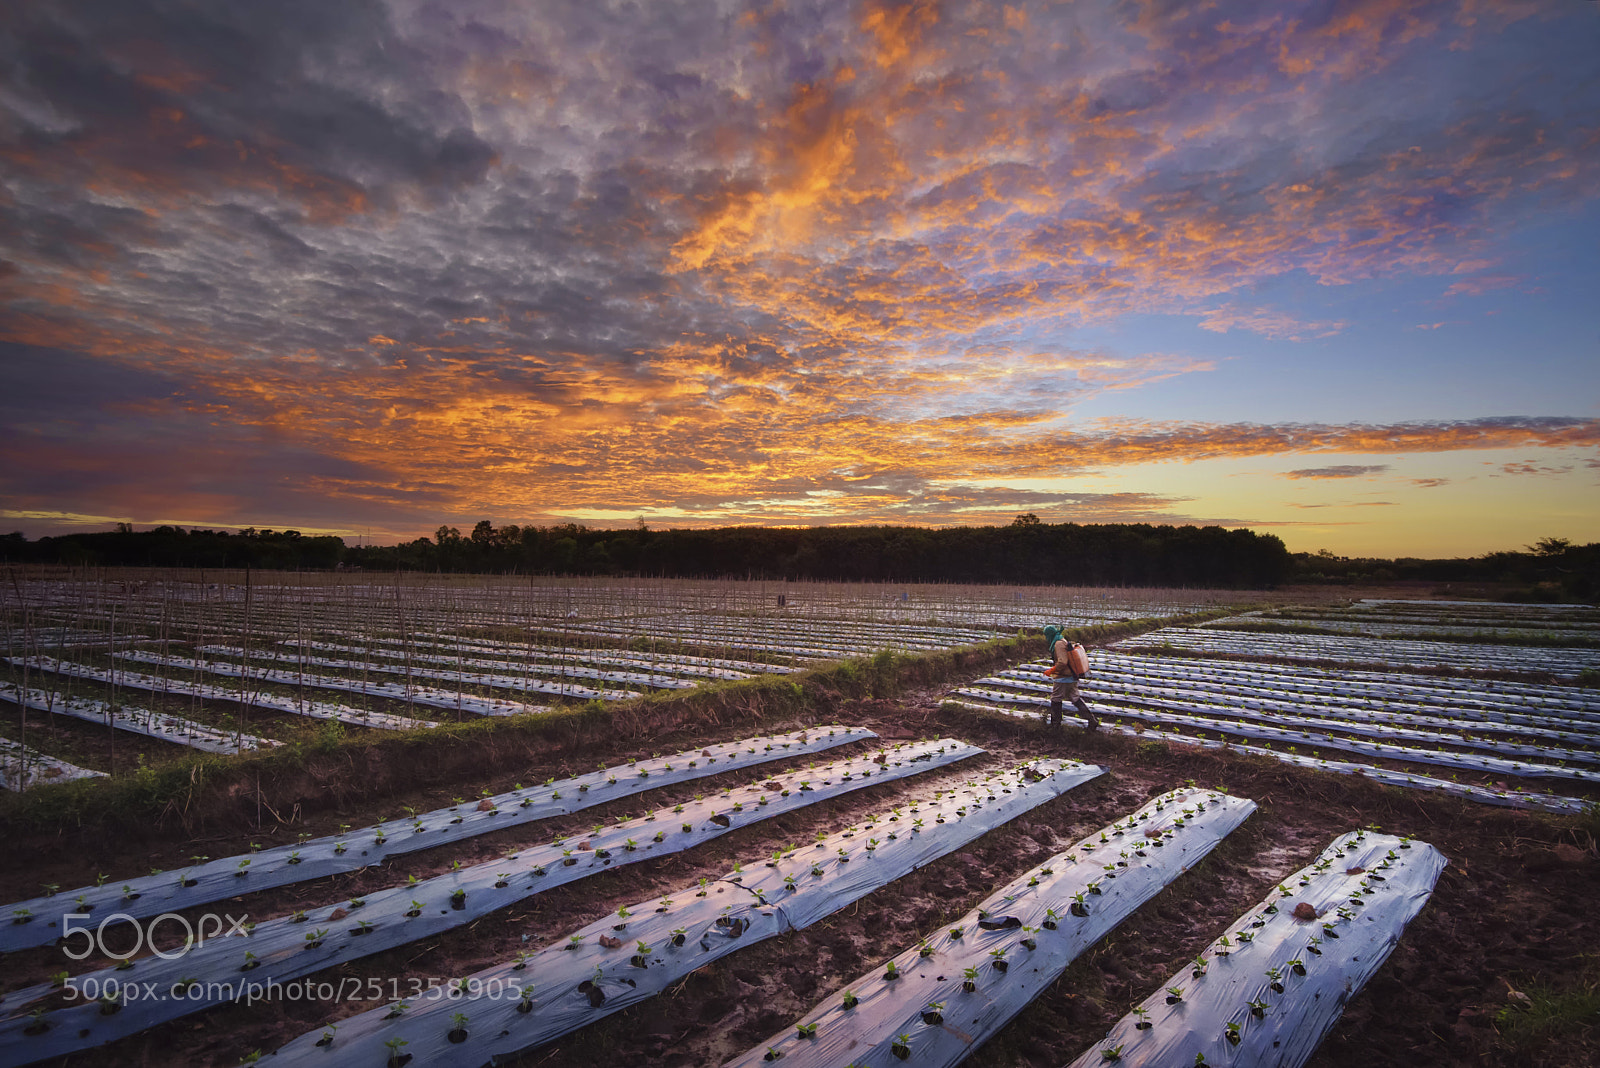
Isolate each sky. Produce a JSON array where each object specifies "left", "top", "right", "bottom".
[{"left": 1, "top": 0, "right": 1597, "bottom": 559}]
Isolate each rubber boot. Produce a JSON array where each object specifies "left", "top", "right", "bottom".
[
  {"left": 1074, "top": 697, "right": 1099, "bottom": 732},
  {"left": 1048, "top": 699, "right": 1063, "bottom": 729}
]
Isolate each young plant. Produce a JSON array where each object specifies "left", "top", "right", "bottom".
[{"left": 383, "top": 1035, "right": 410, "bottom": 1067}]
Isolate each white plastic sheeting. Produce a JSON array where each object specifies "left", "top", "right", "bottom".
[
  {"left": 407, "top": 632, "right": 803, "bottom": 676},
  {"left": 953, "top": 698, "right": 1595, "bottom": 815},
  {"left": 724, "top": 786, "right": 1256, "bottom": 1068},
  {"left": 0, "top": 737, "right": 106, "bottom": 791},
  {"left": 282, "top": 639, "right": 739, "bottom": 684},
  {"left": 0, "top": 684, "right": 278, "bottom": 755},
  {"left": 0, "top": 726, "right": 875, "bottom": 954},
  {"left": 261, "top": 757, "right": 1106, "bottom": 1068},
  {"left": 988, "top": 660, "right": 1600, "bottom": 745},
  {"left": 197, "top": 643, "right": 700, "bottom": 694},
  {"left": 0, "top": 738, "right": 982, "bottom": 1066},
  {"left": 4, "top": 655, "right": 436, "bottom": 731},
  {"left": 1064, "top": 830, "right": 1446, "bottom": 1068},
  {"left": 955, "top": 682, "right": 1600, "bottom": 784},
  {"left": 1083, "top": 650, "right": 1600, "bottom": 721},
  {"left": 113, "top": 650, "right": 574, "bottom": 713},
  {"left": 1114, "top": 626, "right": 1600, "bottom": 678},
  {"left": 1219, "top": 616, "right": 1600, "bottom": 642},
  {"left": 557, "top": 613, "right": 1006, "bottom": 661}
]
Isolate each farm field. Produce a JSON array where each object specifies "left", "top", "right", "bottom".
[
  {"left": 0, "top": 572, "right": 1595, "bottom": 1068},
  {"left": 0, "top": 572, "right": 1244, "bottom": 782}
]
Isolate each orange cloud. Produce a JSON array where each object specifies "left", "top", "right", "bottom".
[{"left": 4, "top": 0, "right": 1597, "bottom": 542}]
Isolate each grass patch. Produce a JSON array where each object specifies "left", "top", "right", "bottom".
[{"left": 1495, "top": 963, "right": 1600, "bottom": 1053}]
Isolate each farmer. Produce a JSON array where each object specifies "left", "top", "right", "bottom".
[{"left": 1042, "top": 625, "right": 1099, "bottom": 732}]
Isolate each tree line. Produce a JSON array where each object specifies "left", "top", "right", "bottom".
[
  {"left": 0, "top": 526, "right": 344, "bottom": 570},
  {"left": 6, "top": 520, "right": 1593, "bottom": 598},
  {"left": 0, "top": 516, "right": 1292, "bottom": 587},
  {"left": 337, "top": 517, "right": 1292, "bottom": 587}
]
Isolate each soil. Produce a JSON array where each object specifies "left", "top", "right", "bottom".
[{"left": 2, "top": 687, "right": 1597, "bottom": 1068}]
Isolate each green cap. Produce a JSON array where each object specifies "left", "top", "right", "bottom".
[{"left": 1043, "top": 625, "right": 1063, "bottom": 650}]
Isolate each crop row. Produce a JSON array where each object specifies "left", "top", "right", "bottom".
[
  {"left": 1081, "top": 650, "right": 1599, "bottom": 717},
  {"left": 1287, "top": 597, "right": 1600, "bottom": 626},
  {"left": 201, "top": 644, "right": 701, "bottom": 694},
  {"left": 5, "top": 655, "right": 436, "bottom": 732},
  {"left": 261, "top": 757, "right": 1103, "bottom": 1067},
  {"left": 981, "top": 663, "right": 1600, "bottom": 756},
  {"left": 0, "top": 745, "right": 1103, "bottom": 1066},
  {"left": 726, "top": 786, "right": 1256, "bottom": 1068},
  {"left": 313, "top": 633, "right": 793, "bottom": 679},
  {"left": 946, "top": 649, "right": 1599, "bottom": 812},
  {"left": 947, "top": 696, "right": 1592, "bottom": 814},
  {"left": 1061, "top": 829, "right": 1446, "bottom": 1068},
  {"left": 552, "top": 613, "right": 1005, "bottom": 661},
  {"left": 1115, "top": 626, "right": 1600, "bottom": 678},
  {"left": 1247, "top": 608, "right": 1600, "bottom": 638},
  {"left": 0, "top": 684, "right": 278, "bottom": 756},
  {"left": 111, "top": 650, "right": 580, "bottom": 713},
  {"left": 960, "top": 680, "right": 1600, "bottom": 783},
  {"left": 0, "top": 726, "right": 875, "bottom": 953},
  {"left": 0, "top": 737, "right": 104, "bottom": 791}
]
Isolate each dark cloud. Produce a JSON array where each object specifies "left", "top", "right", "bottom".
[{"left": 1, "top": 1, "right": 1597, "bottom": 538}]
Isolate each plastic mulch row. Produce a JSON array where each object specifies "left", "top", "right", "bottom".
[
  {"left": 0, "top": 726, "right": 876, "bottom": 954},
  {"left": 264, "top": 756, "right": 1107, "bottom": 1067},
  {"left": 4, "top": 655, "right": 435, "bottom": 731},
  {"left": 0, "top": 738, "right": 986, "bottom": 1066},
  {"left": 724, "top": 785, "right": 1256, "bottom": 1068},
  {"left": 1062, "top": 829, "right": 1446, "bottom": 1068},
  {"left": 0, "top": 684, "right": 279, "bottom": 756}
]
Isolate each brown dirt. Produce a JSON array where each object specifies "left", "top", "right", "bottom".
[{"left": 4, "top": 687, "right": 1598, "bottom": 1068}]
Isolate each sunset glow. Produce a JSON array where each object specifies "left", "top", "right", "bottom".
[{"left": 2, "top": 0, "right": 1597, "bottom": 556}]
